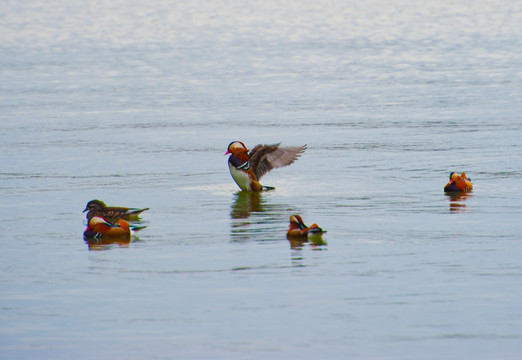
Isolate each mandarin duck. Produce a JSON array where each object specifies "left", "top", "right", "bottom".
[
  {"left": 83, "top": 199, "right": 149, "bottom": 221},
  {"left": 225, "top": 141, "right": 306, "bottom": 191},
  {"left": 286, "top": 215, "right": 326, "bottom": 239},
  {"left": 444, "top": 172, "right": 473, "bottom": 192},
  {"left": 83, "top": 216, "right": 146, "bottom": 242}
]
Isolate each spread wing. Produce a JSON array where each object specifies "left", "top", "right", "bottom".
[{"left": 249, "top": 143, "right": 306, "bottom": 179}]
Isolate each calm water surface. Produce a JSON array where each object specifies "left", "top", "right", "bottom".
[{"left": 1, "top": 1, "right": 522, "bottom": 359}]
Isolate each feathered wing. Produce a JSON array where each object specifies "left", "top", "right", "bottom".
[{"left": 249, "top": 144, "right": 306, "bottom": 180}]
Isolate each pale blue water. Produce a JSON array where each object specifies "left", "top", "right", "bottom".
[{"left": 1, "top": 1, "right": 522, "bottom": 359}]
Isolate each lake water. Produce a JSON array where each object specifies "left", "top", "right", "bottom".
[{"left": 1, "top": 0, "right": 522, "bottom": 359}]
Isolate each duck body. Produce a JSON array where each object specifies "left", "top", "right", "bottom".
[
  {"left": 83, "top": 199, "right": 149, "bottom": 221},
  {"left": 227, "top": 153, "right": 262, "bottom": 191},
  {"left": 286, "top": 215, "right": 326, "bottom": 239},
  {"left": 226, "top": 141, "right": 306, "bottom": 192},
  {"left": 444, "top": 172, "right": 473, "bottom": 193},
  {"left": 83, "top": 216, "right": 146, "bottom": 242}
]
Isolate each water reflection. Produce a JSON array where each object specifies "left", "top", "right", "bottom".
[
  {"left": 288, "top": 236, "right": 327, "bottom": 250},
  {"left": 84, "top": 237, "right": 131, "bottom": 251},
  {"left": 230, "top": 191, "right": 264, "bottom": 219},
  {"left": 229, "top": 191, "right": 286, "bottom": 242},
  {"left": 289, "top": 236, "right": 327, "bottom": 266},
  {"left": 445, "top": 192, "right": 472, "bottom": 213}
]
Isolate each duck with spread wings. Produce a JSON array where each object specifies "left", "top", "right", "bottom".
[{"left": 225, "top": 141, "right": 306, "bottom": 192}]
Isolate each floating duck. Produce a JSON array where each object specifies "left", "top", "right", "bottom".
[
  {"left": 225, "top": 141, "right": 306, "bottom": 191},
  {"left": 286, "top": 215, "right": 326, "bottom": 239},
  {"left": 83, "top": 199, "right": 149, "bottom": 221},
  {"left": 444, "top": 172, "right": 473, "bottom": 193},
  {"left": 83, "top": 216, "right": 146, "bottom": 242}
]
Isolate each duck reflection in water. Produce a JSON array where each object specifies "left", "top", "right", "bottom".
[
  {"left": 230, "top": 191, "right": 288, "bottom": 242},
  {"left": 230, "top": 191, "right": 264, "bottom": 219},
  {"left": 84, "top": 237, "right": 132, "bottom": 251},
  {"left": 230, "top": 191, "right": 265, "bottom": 242},
  {"left": 445, "top": 192, "right": 472, "bottom": 213},
  {"left": 288, "top": 236, "right": 327, "bottom": 250}
]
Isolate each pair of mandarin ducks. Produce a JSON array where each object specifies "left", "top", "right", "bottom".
[
  {"left": 225, "top": 141, "right": 325, "bottom": 239},
  {"left": 83, "top": 200, "right": 149, "bottom": 242}
]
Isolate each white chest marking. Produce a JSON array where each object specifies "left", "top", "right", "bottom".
[{"left": 228, "top": 162, "right": 252, "bottom": 191}]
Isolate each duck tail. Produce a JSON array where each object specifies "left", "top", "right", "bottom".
[
  {"left": 126, "top": 207, "right": 150, "bottom": 216},
  {"left": 130, "top": 224, "right": 147, "bottom": 232}
]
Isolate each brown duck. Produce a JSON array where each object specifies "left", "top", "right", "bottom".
[{"left": 83, "top": 199, "right": 149, "bottom": 221}]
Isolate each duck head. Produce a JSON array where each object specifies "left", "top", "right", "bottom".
[
  {"left": 225, "top": 141, "right": 248, "bottom": 155},
  {"left": 83, "top": 199, "right": 107, "bottom": 213}
]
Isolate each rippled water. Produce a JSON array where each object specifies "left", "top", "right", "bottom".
[{"left": 1, "top": 0, "right": 522, "bottom": 359}]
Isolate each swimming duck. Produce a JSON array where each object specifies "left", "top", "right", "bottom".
[
  {"left": 83, "top": 216, "right": 146, "bottom": 242},
  {"left": 444, "top": 172, "right": 473, "bottom": 192},
  {"left": 286, "top": 215, "right": 326, "bottom": 239},
  {"left": 225, "top": 141, "right": 306, "bottom": 191},
  {"left": 83, "top": 199, "right": 149, "bottom": 221}
]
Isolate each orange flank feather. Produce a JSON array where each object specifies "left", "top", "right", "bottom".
[{"left": 117, "top": 218, "right": 130, "bottom": 233}]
